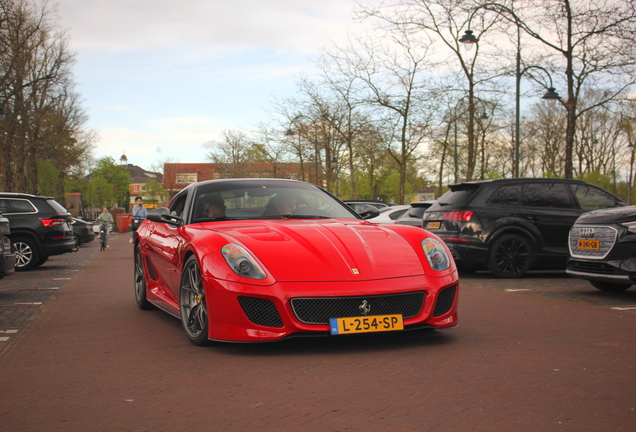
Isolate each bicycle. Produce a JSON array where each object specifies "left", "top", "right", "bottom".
[{"left": 99, "top": 224, "right": 108, "bottom": 251}]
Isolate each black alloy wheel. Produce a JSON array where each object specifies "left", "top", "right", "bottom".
[
  {"left": 13, "top": 236, "right": 40, "bottom": 271},
  {"left": 487, "top": 233, "right": 534, "bottom": 278},
  {"left": 590, "top": 281, "right": 632, "bottom": 292},
  {"left": 134, "top": 245, "right": 153, "bottom": 310},
  {"left": 180, "top": 255, "right": 210, "bottom": 346}
]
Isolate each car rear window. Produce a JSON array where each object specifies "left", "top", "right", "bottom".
[
  {"left": 438, "top": 184, "right": 481, "bottom": 206},
  {"left": 46, "top": 199, "right": 71, "bottom": 215}
]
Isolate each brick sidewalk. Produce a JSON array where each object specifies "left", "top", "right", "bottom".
[{"left": 0, "top": 234, "right": 634, "bottom": 431}]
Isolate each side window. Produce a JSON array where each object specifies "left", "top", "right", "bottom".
[
  {"left": 0, "top": 199, "right": 9, "bottom": 213},
  {"left": 488, "top": 184, "right": 521, "bottom": 205},
  {"left": 570, "top": 184, "right": 618, "bottom": 210},
  {"left": 524, "top": 183, "right": 575, "bottom": 208},
  {"left": 169, "top": 193, "right": 187, "bottom": 218},
  {"left": 8, "top": 199, "right": 36, "bottom": 213},
  {"left": 389, "top": 209, "right": 407, "bottom": 220}
]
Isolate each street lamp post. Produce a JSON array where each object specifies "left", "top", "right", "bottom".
[{"left": 460, "top": 3, "right": 560, "bottom": 178}]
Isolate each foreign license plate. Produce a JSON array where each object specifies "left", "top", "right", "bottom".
[
  {"left": 578, "top": 239, "right": 600, "bottom": 250},
  {"left": 329, "top": 314, "right": 404, "bottom": 335},
  {"left": 427, "top": 222, "right": 441, "bottom": 229}
]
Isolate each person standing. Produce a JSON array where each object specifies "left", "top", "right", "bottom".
[
  {"left": 97, "top": 207, "right": 114, "bottom": 248},
  {"left": 130, "top": 196, "right": 148, "bottom": 243}
]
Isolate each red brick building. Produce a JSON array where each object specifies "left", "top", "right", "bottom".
[{"left": 163, "top": 162, "right": 307, "bottom": 194}]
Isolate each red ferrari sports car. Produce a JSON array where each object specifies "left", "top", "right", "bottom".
[{"left": 134, "top": 179, "right": 459, "bottom": 345}]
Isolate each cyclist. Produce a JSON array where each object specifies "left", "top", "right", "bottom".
[
  {"left": 130, "top": 197, "right": 147, "bottom": 243},
  {"left": 97, "top": 207, "right": 114, "bottom": 249}
]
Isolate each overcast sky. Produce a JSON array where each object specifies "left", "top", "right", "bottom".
[{"left": 55, "top": 0, "right": 370, "bottom": 171}]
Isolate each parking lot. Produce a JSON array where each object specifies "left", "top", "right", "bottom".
[{"left": 0, "top": 233, "right": 635, "bottom": 431}]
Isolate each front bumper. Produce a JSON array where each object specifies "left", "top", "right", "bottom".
[
  {"left": 203, "top": 274, "right": 459, "bottom": 342},
  {"left": 566, "top": 258, "right": 636, "bottom": 284}
]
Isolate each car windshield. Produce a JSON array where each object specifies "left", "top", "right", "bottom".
[{"left": 191, "top": 180, "right": 359, "bottom": 222}]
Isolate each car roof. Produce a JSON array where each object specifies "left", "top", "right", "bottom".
[
  {"left": 0, "top": 192, "right": 55, "bottom": 199},
  {"left": 449, "top": 178, "right": 588, "bottom": 189}
]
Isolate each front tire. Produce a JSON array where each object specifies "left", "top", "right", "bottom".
[
  {"left": 487, "top": 233, "right": 534, "bottom": 278},
  {"left": 180, "top": 255, "right": 210, "bottom": 346},
  {"left": 13, "top": 236, "right": 40, "bottom": 271},
  {"left": 134, "top": 245, "right": 153, "bottom": 310},
  {"left": 590, "top": 281, "right": 632, "bottom": 292}
]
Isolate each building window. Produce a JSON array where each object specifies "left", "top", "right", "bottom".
[{"left": 176, "top": 173, "right": 198, "bottom": 184}]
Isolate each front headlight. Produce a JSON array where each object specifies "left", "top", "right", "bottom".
[
  {"left": 221, "top": 243, "right": 267, "bottom": 279},
  {"left": 620, "top": 221, "right": 636, "bottom": 234},
  {"left": 422, "top": 238, "right": 451, "bottom": 271}
]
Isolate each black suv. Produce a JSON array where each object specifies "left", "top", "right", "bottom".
[
  {"left": 0, "top": 193, "right": 75, "bottom": 271},
  {"left": 422, "top": 179, "right": 624, "bottom": 278},
  {"left": 567, "top": 206, "right": 636, "bottom": 292}
]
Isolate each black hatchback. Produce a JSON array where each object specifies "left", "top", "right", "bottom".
[
  {"left": 422, "top": 179, "right": 624, "bottom": 278},
  {"left": 0, "top": 193, "right": 75, "bottom": 271}
]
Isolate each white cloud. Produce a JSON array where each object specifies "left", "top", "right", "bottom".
[{"left": 56, "top": 0, "right": 364, "bottom": 54}]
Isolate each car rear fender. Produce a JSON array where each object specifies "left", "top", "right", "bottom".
[
  {"left": 8, "top": 229, "right": 42, "bottom": 254},
  {"left": 485, "top": 219, "right": 543, "bottom": 250}
]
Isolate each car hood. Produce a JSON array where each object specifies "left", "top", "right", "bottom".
[
  {"left": 205, "top": 220, "right": 426, "bottom": 282},
  {"left": 576, "top": 205, "right": 636, "bottom": 225}
]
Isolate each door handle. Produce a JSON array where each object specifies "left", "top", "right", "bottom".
[{"left": 527, "top": 216, "right": 538, "bottom": 221}]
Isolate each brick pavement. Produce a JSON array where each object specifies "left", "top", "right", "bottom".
[{"left": 0, "top": 234, "right": 634, "bottom": 431}]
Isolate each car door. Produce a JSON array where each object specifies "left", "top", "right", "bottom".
[
  {"left": 143, "top": 190, "right": 190, "bottom": 308},
  {"left": 521, "top": 182, "right": 580, "bottom": 254}
]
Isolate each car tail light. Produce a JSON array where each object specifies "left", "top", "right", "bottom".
[
  {"left": 443, "top": 238, "right": 470, "bottom": 243},
  {"left": 40, "top": 218, "right": 65, "bottom": 227},
  {"left": 443, "top": 211, "right": 473, "bottom": 222}
]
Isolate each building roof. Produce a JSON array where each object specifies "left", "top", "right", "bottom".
[{"left": 122, "top": 164, "right": 162, "bottom": 184}]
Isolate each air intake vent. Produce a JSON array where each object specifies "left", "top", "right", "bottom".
[
  {"left": 238, "top": 296, "right": 283, "bottom": 328},
  {"left": 433, "top": 286, "right": 456, "bottom": 317}
]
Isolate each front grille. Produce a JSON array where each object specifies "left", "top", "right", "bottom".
[
  {"left": 433, "top": 286, "right": 457, "bottom": 317},
  {"left": 238, "top": 296, "right": 283, "bottom": 328},
  {"left": 567, "top": 260, "right": 622, "bottom": 275},
  {"left": 569, "top": 226, "right": 617, "bottom": 259},
  {"left": 291, "top": 291, "right": 425, "bottom": 325}
]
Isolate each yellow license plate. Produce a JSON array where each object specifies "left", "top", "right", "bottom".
[
  {"left": 330, "top": 314, "right": 404, "bottom": 335},
  {"left": 427, "top": 222, "right": 441, "bottom": 229},
  {"left": 578, "top": 239, "right": 600, "bottom": 250}
]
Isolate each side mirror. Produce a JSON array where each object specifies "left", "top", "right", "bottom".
[
  {"left": 358, "top": 204, "right": 380, "bottom": 219},
  {"left": 147, "top": 207, "right": 183, "bottom": 227}
]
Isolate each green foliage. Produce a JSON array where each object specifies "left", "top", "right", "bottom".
[
  {"left": 90, "top": 157, "right": 131, "bottom": 208},
  {"left": 143, "top": 179, "right": 170, "bottom": 205},
  {"left": 37, "top": 161, "right": 59, "bottom": 197}
]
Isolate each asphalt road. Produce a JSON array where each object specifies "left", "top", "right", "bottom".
[{"left": 0, "top": 234, "right": 635, "bottom": 431}]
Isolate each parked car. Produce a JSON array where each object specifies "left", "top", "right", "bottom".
[
  {"left": 134, "top": 178, "right": 458, "bottom": 345},
  {"left": 422, "top": 178, "right": 624, "bottom": 278},
  {"left": 395, "top": 201, "right": 437, "bottom": 227},
  {"left": 0, "top": 213, "right": 16, "bottom": 278},
  {"left": 71, "top": 218, "right": 96, "bottom": 246},
  {"left": 0, "top": 193, "right": 75, "bottom": 271},
  {"left": 367, "top": 205, "right": 411, "bottom": 224},
  {"left": 343, "top": 200, "right": 393, "bottom": 213},
  {"left": 567, "top": 205, "right": 636, "bottom": 292}
]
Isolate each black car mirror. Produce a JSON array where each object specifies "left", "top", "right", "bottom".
[
  {"left": 147, "top": 207, "right": 183, "bottom": 227},
  {"left": 358, "top": 204, "right": 380, "bottom": 219}
]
